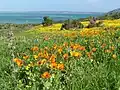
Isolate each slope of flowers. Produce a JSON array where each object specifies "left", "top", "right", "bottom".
[
  {"left": 80, "top": 28, "right": 106, "bottom": 37},
  {"left": 25, "top": 20, "right": 120, "bottom": 38},
  {"left": 103, "top": 19, "right": 120, "bottom": 29},
  {"left": 12, "top": 29, "right": 120, "bottom": 89},
  {"left": 2, "top": 19, "right": 120, "bottom": 90},
  {"left": 29, "top": 24, "right": 62, "bottom": 32}
]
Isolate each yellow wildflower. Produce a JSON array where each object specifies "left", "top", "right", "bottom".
[
  {"left": 112, "top": 54, "right": 117, "bottom": 59},
  {"left": 33, "top": 55, "right": 38, "bottom": 60},
  {"left": 50, "top": 62, "right": 57, "bottom": 69},
  {"left": 70, "top": 51, "right": 82, "bottom": 57},
  {"left": 23, "top": 55, "right": 29, "bottom": 60},
  {"left": 37, "top": 59, "right": 47, "bottom": 66},
  {"left": 58, "top": 48, "right": 62, "bottom": 54}
]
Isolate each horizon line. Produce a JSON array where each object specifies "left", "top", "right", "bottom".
[{"left": 0, "top": 11, "right": 106, "bottom": 13}]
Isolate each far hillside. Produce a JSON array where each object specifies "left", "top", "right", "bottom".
[{"left": 99, "top": 8, "right": 120, "bottom": 19}]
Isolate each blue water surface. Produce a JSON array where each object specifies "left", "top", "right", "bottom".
[{"left": 0, "top": 12, "right": 103, "bottom": 24}]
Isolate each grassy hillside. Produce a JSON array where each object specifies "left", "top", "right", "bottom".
[
  {"left": 99, "top": 8, "right": 120, "bottom": 19},
  {"left": 1, "top": 20, "right": 120, "bottom": 90}
]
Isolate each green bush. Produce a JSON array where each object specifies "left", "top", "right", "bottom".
[
  {"left": 42, "top": 16, "right": 53, "bottom": 26},
  {"left": 86, "top": 17, "right": 103, "bottom": 28},
  {"left": 61, "top": 19, "right": 84, "bottom": 30}
]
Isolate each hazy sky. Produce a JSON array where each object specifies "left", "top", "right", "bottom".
[{"left": 0, "top": 0, "right": 120, "bottom": 12}]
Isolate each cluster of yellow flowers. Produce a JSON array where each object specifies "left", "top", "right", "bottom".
[
  {"left": 25, "top": 19, "right": 120, "bottom": 37},
  {"left": 31, "top": 24, "right": 61, "bottom": 32},
  {"left": 80, "top": 28, "right": 105, "bottom": 37},
  {"left": 103, "top": 19, "right": 120, "bottom": 29},
  {"left": 23, "top": 19, "right": 120, "bottom": 42},
  {"left": 79, "top": 20, "right": 120, "bottom": 37}
]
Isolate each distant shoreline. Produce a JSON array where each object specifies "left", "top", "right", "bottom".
[
  {"left": 0, "top": 12, "right": 103, "bottom": 24},
  {"left": 0, "top": 11, "right": 105, "bottom": 14}
]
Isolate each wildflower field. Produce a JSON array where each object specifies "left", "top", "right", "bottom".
[{"left": 1, "top": 19, "right": 120, "bottom": 90}]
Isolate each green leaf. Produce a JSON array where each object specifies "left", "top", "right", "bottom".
[{"left": 44, "top": 81, "right": 52, "bottom": 88}]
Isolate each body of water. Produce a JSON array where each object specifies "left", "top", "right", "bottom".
[{"left": 0, "top": 12, "right": 103, "bottom": 24}]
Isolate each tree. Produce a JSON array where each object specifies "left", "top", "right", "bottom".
[{"left": 42, "top": 16, "right": 53, "bottom": 26}]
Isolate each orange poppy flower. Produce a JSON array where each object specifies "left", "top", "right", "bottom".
[
  {"left": 38, "top": 52, "right": 43, "bottom": 57},
  {"left": 70, "top": 43, "right": 74, "bottom": 49},
  {"left": 73, "top": 46, "right": 78, "bottom": 50},
  {"left": 43, "top": 50, "right": 49, "bottom": 59},
  {"left": 37, "top": 59, "right": 47, "bottom": 66},
  {"left": 50, "top": 62, "right": 57, "bottom": 69},
  {"left": 79, "top": 46, "right": 86, "bottom": 51},
  {"left": 71, "top": 32, "right": 75, "bottom": 36},
  {"left": 13, "top": 58, "right": 23, "bottom": 67},
  {"left": 101, "top": 43, "right": 106, "bottom": 48},
  {"left": 57, "top": 63, "right": 64, "bottom": 70},
  {"left": 41, "top": 72, "right": 51, "bottom": 79},
  {"left": 44, "top": 36, "right": 49, "bottom": 41},
  {"left": 58, "top": 48, "right": 62, "bottom": 54},
  {"left": 13, "top": 58, "right": 19, "bottom": 62},
  {"left": 53, "top": 44, "right": 57, "bottom": 50},
  {"left": 31, "top": 46, "right": 39, "bottom": 51},
  {"left": 23, "top": 55, "right": 29, "bottom": 60},
  {"left": 44, "top": 47, "right": 49, "bottom": 50},
  {"left": 63, "top": 54, "right": 69, "bottom": 60},
  {"left": 92, "top": 48, "right": 97, "bottom": 52},
  {"left": 49, "top": 54, "right": 56, "bottom": 63},
  {"left": 86, "top": 52, "right": 92, "bottom": 58}
]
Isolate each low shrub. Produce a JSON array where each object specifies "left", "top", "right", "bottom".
[{"left": 61, "top": 19, "right": 84, "bottom": 30}]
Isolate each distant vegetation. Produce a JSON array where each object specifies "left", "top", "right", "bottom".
[
  {"left": 42, "top": 16, "right": 53, "bottom": 26},
  {"left": 61, "top": 19, "right": 84, "bottom": 30},
  {"left": 41, "top": 16, "right": 104, "bottom": 30},
  {"left": 0, "top": 23, "right": 39, "bottom": 30},
  {"left": 99, "top": 8, "right": 120, "bottom": 20},
  {"left": 86, "top": 17, "right": 104, "bottom": 28}
]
